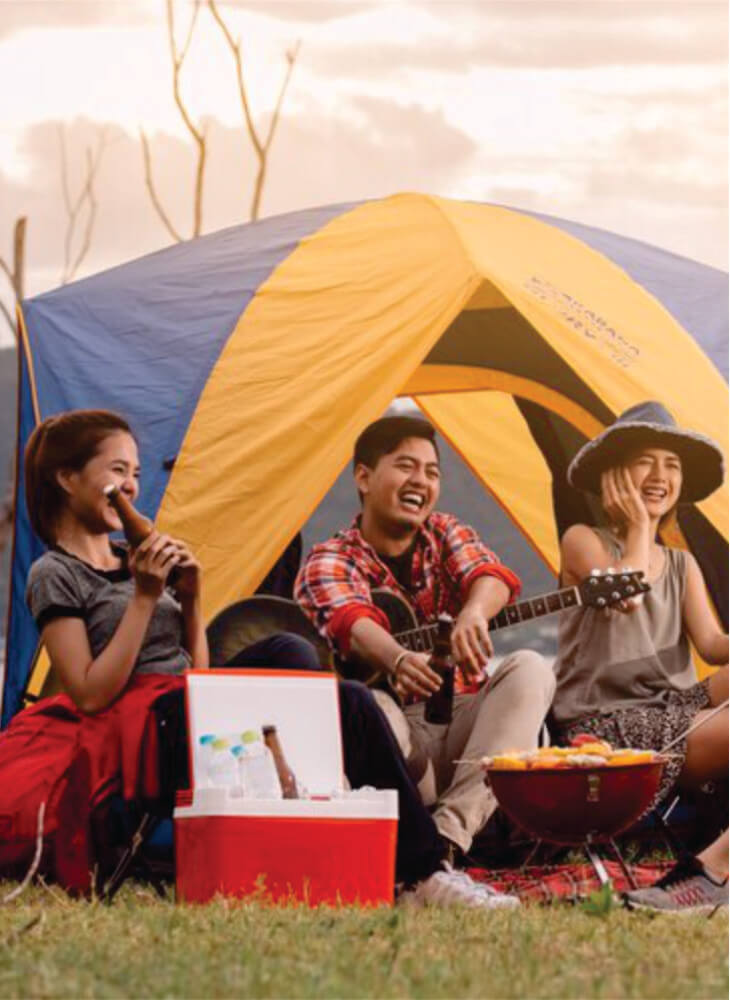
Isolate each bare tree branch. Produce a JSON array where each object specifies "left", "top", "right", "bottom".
[
  {"left": 168, "top": 0, "right": 206, "bottom": 237},
  {"left": 68, "top": 146, "right": 102, "bottom": 282},
  {"left": 140, "top": 129, "right": 183, "bottom": 243},
  {"left": 176, "top": 0, "right": 201, "bottom": 66},
  {"left": 0, "top": 216, "right": 27, "bottom": 340},
  {"left": 208, "top": 0, "right": 299, "bottom": 221},
  {"left": 208, "top": 0, "right": 262, "bottom": 157},
  {"left": 263, "top": 42, "right": 300, "bottom": 154},
  {"left": 59, "top": 125, "right": 73, "bottom": 216},
  {"left": 60, "top": 128, "right": 106, "bottom": 284},
  {"left": 13, "top": 217, "right": 26, "bottom": 302},
  {"left": 142, "top": 0, "right": 205, "bottom": 240},
  {"left": 251, "top": 41, "right": 300, "bottom": 220}
]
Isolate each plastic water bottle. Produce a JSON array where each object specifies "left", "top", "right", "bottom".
[
  {"left": 237, "top": 733, "right": 282, "bottom": 799},
  {"left": 201, "top": 735, "right": 239, "bottom": 788}
]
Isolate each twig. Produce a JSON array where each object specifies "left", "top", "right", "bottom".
[
  {"left": 37, "top": 875, "right": 74, "bottom": 909},
  {"left": 0, "top": 217, "right": 26, "bottom": 340},
  {"left": 263, "top": 41, "right": 300, "bottom": 154},
  {"left": 250, "top": 40, "right": 299, "bottom": 221},
  {"left": 142, "top": 0, "right": 205, "bottom": 239},
  {"left": 68, "top": 147, "right": 100, "bottom": 280},
  {"left": 168, "top": 0, "right": 205, "bottom": 236},
  {"left": 208, "top": 0, "right": 261, "bottom": 156},
  {"left": 14, "top": 914, "right": 42, "bottom": 938},
  {"left": 140, "top": 130, "right": 183, "bottom": 243},
  {"left": 208, "top": 0, "right": 299, "bottom": 220},
  {"left": 2, "top": 802, "right": 45, "bottom": 904},
  {"left": 60, "top": 128, "right": 106, "bottom": 284}
]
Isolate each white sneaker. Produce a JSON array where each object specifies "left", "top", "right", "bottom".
[{"left": 399, "top": 864, "right": 520, "bottom": 910}]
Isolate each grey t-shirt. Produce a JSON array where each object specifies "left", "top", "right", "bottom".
[{"left": 26, "top": 546, "right": 191, "bottom": 676}]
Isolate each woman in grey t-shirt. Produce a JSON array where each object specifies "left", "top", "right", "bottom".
[{"left": 24, "top": 409, "right": 208, "bottom": 713}]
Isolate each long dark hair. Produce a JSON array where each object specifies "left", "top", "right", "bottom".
[{"left": 24, "top": 409, "right": 134, "bottom": 544}]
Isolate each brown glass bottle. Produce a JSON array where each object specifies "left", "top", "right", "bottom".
[
  {"left": 103, "top": 484, "right": 153, "bottom": 546},
  {"left": 424, "top": 614, "right": 455, "bottom": 725},
  {"left": 262, "top": 725, "right": 299, "bottom": 799}
]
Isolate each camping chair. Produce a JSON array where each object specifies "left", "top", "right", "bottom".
[{"left": 101, "top": 688, "right": 189, "bottom": 902}]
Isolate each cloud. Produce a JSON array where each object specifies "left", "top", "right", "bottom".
[
  {"left": 222, "top": 0, "right": 375, "bottom": 22},
  {"left": 306, "top": 2, "right": 726, "bottom": 76},
  {"left": 586, "top": 164, "right": 728, "bottom": 210},
  {"left": 0, "top": 0, "right": 156, "bottom": 39},
  {"left": 0, "top": 98, "right": 477, "bottom": 298}
]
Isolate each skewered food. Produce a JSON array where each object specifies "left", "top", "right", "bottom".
[{"left": 483, "top": 735, "right": 661, "bottom": 770}]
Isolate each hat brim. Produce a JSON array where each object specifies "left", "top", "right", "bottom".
[{"left": 567, "top": 422, "right": 725, "bottom": 503}]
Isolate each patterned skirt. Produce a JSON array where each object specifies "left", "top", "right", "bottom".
[{"left": 556, "top": 680, "right": 712, "bottom": 805}]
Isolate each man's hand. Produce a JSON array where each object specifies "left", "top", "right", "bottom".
[
  {"left": 452, "top": 605, "right": 493, "bottom": 681},
  {"left": 392, "top": 650, "right": 443, "bottom": 700}
]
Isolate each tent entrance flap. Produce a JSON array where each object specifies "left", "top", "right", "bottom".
[{"left": 404, "top": 365, "right": 604, "bottom": 441}]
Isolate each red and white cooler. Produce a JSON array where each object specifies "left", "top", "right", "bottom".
[{"left": 174, "top": 669, "right": 398, "bottom": 905}]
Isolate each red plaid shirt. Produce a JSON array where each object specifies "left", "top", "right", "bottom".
[{"left": 295, "top": 512, "right": 521, "bottom": 694}]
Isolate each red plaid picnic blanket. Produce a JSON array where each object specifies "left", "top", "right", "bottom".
[{"left": 467, "top": 860, "right": 675, "bottom": 904}]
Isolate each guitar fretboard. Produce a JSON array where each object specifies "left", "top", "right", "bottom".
[{"left": 394, "top": 586, "right": 582, "bottom": 653}]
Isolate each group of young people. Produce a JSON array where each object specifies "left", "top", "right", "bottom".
[{"left": 2, "top": 401, "right": 727, "bottom": 913}]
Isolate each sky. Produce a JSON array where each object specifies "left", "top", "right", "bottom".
[{"left": 0, "top": 0, "right": 727, "bottom": 347}]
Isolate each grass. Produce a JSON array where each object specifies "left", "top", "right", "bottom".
[{"left": 0, "top": 883, "right": 726, "bottom": 999}]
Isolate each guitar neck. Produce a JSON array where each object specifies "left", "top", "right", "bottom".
[
  {"left": 393, "top": 585, "right": 582, "bottom": 653},
  {"left": 488, "top": 586, "right": 581, "bottom": 631}
]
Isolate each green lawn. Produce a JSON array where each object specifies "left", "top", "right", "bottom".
[{"left": 0, "top": 883, "right": 726, "bottom": 999}]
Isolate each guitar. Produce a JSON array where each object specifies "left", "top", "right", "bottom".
[{"left": 206, "top": 570, "right": 650, "bottom": 685}]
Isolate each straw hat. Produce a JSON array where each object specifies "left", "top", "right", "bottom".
[{"left": 567, "top": 401, "right": 724, "bottom": 503}]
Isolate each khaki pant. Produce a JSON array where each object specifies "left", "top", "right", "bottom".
[{"left": 372, "top": 649, "right": 555, "bottom": 853}]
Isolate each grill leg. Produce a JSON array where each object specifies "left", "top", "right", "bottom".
[
  {"left": 519, "top": 838, "right": 542, "bottom": 872},
  {"left": 608, "top": 836, "right": 639, "bottom": 890},
  {"left": 584, "top": 838, "right": 612, "bottom": 887}
]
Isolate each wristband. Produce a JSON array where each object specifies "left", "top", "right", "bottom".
[{"left": 392, "top": 650, "right": 408, "bottom": 674}]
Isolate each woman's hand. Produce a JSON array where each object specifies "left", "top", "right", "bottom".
[
  {"left": 128, "top": 530, "right": 181, "bottom": 599},
  {"left": 601, "top": 466, "right": 650, "bottom": 531},
  {"left": 170, "top": 539, "right": 202, "bottom": 602}
]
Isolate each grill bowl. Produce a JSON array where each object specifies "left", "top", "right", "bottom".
[{"left": 485, "top": 760, "right": 666, "bottom": 845}]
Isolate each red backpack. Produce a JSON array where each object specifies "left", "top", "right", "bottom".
[{"left": 0, "top": 674, "right": 185, "bottom": 895}]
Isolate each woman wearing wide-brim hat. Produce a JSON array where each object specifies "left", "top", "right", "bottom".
[{"left": 552, "top": 400, "right": 728, "bottom": 914}]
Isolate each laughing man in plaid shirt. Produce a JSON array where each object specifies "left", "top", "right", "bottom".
[{"left": 296, "top": 415, "right": 555, "bottom": 865}]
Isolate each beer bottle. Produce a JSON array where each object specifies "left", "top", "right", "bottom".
[
  {"left": 262, "top": 725, "right": 299, "bottom": 799},
  {"left": 103, "top": 484, "right": 153, "bottom": 546},
  {"left": 424, "top": 614, "right": 455, "bottom": 725}
]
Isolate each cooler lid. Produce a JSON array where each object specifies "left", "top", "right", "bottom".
[{"left": 185, "top": 670, "right": 344, "bottom": 795}]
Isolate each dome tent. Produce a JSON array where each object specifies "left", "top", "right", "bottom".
[{"left": 4, "top": 193, "right": 727, "bottom": 725}]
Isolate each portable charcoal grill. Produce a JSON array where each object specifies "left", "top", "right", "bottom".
[{"left": 485, "top": 759, "right": 667, "bottom": 888}]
